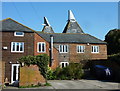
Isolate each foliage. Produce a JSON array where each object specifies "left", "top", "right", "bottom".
[
  {"left": 108, "top": 53, "right": 120, "bottom": 65},
  {"left": 47, "top": 67, "right": 56, "bottom": 80},
  {"left": 19, "top": 54, "right": 49, "bottom": 78},
  {"left": 44, "top": 82, "right": 51, "bottom": 86},
  {"left": 47, "top": 63, "right": 84, "bottom": 80},
  {"left": 35, "top": 54, "right": 49, "bottom": 78},
  {"left": 19, "top": 55, "right": 35, "bottom": 66},
  {"left": 19, "top": 84, "right": 40, "bottom": 88},
  {"left": 105, "top": 29, "right": 120, "bottom": 55},
  {"left": 19, "top": 82, "right": 51, "bottom": 88}
]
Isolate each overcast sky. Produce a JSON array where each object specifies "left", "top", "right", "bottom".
[{"left": 2, "top": 2, "right": 118, "bottom": 40}]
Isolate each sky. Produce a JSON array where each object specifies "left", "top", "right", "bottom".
[{"left": 2, "top": 2, "right": 118, "bottom": 40}]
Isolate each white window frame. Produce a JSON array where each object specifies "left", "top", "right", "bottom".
[
  {"left": 60, "top": 62, "right": 69, "bottom": 68},
  {"left": 77, "top": 45, "right": 85, "bottom": 53},
  {"left": 37, "top": 42, "right": 46, "bottom": 53},
  {"left": 14, "top": 32, "right": 24, "bottom": 37},
  {"left": 91, "top": 46, "right": 99, "bottom": 53},
  {"left": 59, "top": 45, "right": 68, "bottom": 53},
  {"left": 11, "top": 42, "right": 24, "bottom": 53}
]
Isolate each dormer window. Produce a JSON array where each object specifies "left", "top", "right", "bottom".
[{"left": 14, "top": 32, "right": 24, "bottom": 36}]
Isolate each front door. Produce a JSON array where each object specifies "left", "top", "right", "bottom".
[{"left": 11, "top": 64, "right": 20, "bottom": 84}]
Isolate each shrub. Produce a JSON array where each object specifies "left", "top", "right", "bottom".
[
  {"left": 19, "top": 55, "right": 35, "bottom": 66},
  {"left": 47, "top": 67, "right": 56, "bottom": 80},
  {"left": 19, "top": 54, "right": 49, "bottom": 79},
  {"left": 48, "top": 63, "right": 84, "bottom": 80},
  {"left": 35, "top": 54, "right": 49, "bottom": 78}
]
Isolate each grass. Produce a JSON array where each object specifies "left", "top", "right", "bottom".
[
  {"left": 19, "top": 82, "right": 51, "bottom": 88},
  {"left": 44, "top": 82, "right": 51, "bottom": 86}
]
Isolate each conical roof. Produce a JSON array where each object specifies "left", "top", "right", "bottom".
[
  {"left": 63, "top": 10, "right": 84, "bottom": 33},
  {"left": 42, "top": 17, "right": 54, "bottom": 33}
]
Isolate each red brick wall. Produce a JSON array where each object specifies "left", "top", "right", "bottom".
[
  {"left": 69, "top": 43, "right": 107, "bottom": 62},
  {"left": 19, "top": 65, "right": 46, "bottom": 86},
  {"left": 53, "top": 43, "right": 107, "bottom": 64},
  {"left": 34, "top": 33, "right": 59, "bottom": 69},
  {"left": 2, "top": 32, "right": 34, "bottom": 83}
]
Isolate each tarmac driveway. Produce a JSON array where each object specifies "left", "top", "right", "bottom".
[
  {"left": 48, "top": 80, "right": 120, "bottom": 89},
  {"left": 2, "top": 79, "right": 120, "bottom": 91}
]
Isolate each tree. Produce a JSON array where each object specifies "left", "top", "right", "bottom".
[{"left": 105, "top": 29, "right": 120, "bottom": 55}]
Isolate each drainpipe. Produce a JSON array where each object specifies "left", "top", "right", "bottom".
[{"left": 50, "top": 35, "right": 53, "bottom": 67}]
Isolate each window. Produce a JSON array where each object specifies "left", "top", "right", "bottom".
[
  {"left": 37, "top": 42, "right": 46, "bottom": 53},
  {"left": 59, "top": 45, "right": 68, "bottom": 53},
  {"left": 14, "top": 32, "right": 24, "bottom": 36},
  {"left": 91, "top": 46, "right": 99, "bottom": 53},
  {"left": 11, "top": 42, "right": 24, "bottom": 52},
  {"left": 77, "top": 45, "right": 85, "bottom": 53},
  {"left": 60, "top": 62, "right": 69, "bottom": 68}
]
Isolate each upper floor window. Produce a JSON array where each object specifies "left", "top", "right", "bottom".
[
  {"left": 37, "top": 42, "right": 46, "bottom": 53},
  {"left": 11, "top": 42, "right": 24, "bottom": 52},
  {"left": 59, "top": 45, "right": 68, "bottom": 53},
  {"left": 92, "top": 46, "right": 99, "bottom": 53},
  {"left": 60, "top": 62, "right": 69, "bottom": 68},
  {"left": 14, "top": 32, "right": 24, "bottom": 36},
  {"left": 77, "top": 45, "right": 85, "bottom": 53}
]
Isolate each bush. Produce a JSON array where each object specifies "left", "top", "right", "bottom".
[
  {"left": 47, "top": 63, "right": 84, "bottom": 80},
  {"left": 35, "top": 54, "right": 49, "bottom": 78},
  {"left": 19, "top": 54, "right": 49, "bottom": 79},
  {"left": 47, "top": 67, "right": 56, "bottom": 80},
  {"left": 108, "top": 53, "right": 120, "bottom": 65}
]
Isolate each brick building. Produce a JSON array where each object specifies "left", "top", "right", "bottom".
[{"left": 0, "top": 10, "right": 107, "bottom": 85}]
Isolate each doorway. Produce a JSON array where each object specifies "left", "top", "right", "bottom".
[{"left": 11, "top": 64, "right": 20, "bottom": 84}]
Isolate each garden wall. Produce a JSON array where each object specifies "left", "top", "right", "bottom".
[{"left": 19, "top": 65, "right": 46, "bottom": 86}]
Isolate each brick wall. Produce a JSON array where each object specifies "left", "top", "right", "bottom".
[
  {"left": 54, "top": 43, "right": 107, "bottom": 64},
  {"left": 34, "top": 33, "right": 59, "bottom": 69},
  {"left": 19, "top": 65, "right": 46, "bottom": 86},
  {"left": 0, "top": 61, "right": 5, "bottom": 85},
  {"left": 70, "top": 43, "right": 107, "bottom": 62},
  {"left": 2, "top": 32, "right": 34, "bottom": 83}
]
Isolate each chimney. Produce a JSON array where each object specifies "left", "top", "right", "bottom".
[{"left": 50, "top": 35, "right": 54, "bottom": 67}]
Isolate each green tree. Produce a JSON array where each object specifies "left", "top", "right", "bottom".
[{"left": 105, "top": 29, "right": 120, "bottom": 55}]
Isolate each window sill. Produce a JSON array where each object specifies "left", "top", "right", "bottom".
[
  {"left": 59, "top": 52, "right": 68, "bottom": 53},
  {"left": 91, "top": 52, "right": 99, "bottom": 53},
  {"left": 37, "top": 52, "right": 46, "bottom": 53},
  {"left": 11, "top": 51, "right": 24, "bottom": 53},
  {"left": 77, "top": 52, "right": 85, "bottom": 53}
]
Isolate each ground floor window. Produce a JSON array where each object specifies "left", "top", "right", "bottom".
[{"left": 60, "top": 62, "right": 69, "bottom": 68}]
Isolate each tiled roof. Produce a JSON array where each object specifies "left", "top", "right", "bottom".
[
  {"left": 42, "top": 17, "right": 54, "bottom": 33},
  {"left": 62, "top": 21, "right": 84, "bottom": 33},
  {"left": 62, "top": 10, "right": 84, "bottom": 33},
  {"left": 42, "top": 26, "right": 54, "bottom": 33},
  {"left": 0, "top": 18, "right": 34, "bottom": 32},
  {"left": 37, "top": 32, "right": 106, "bottom": 44}
]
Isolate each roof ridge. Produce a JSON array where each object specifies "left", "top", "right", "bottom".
[
  {"left": 37, "top": 32, "right": 88, "bottom": 35},
  {"left": 0, "top": 17, "right": 12, "bottom": 22}
]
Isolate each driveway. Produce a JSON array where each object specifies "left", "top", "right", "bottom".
[
  {"left": 48, "top": 80, "right": 119, "bottom": 89},
  {"left": 1, "top": 80, "right": 120, "bottom": 91}
]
